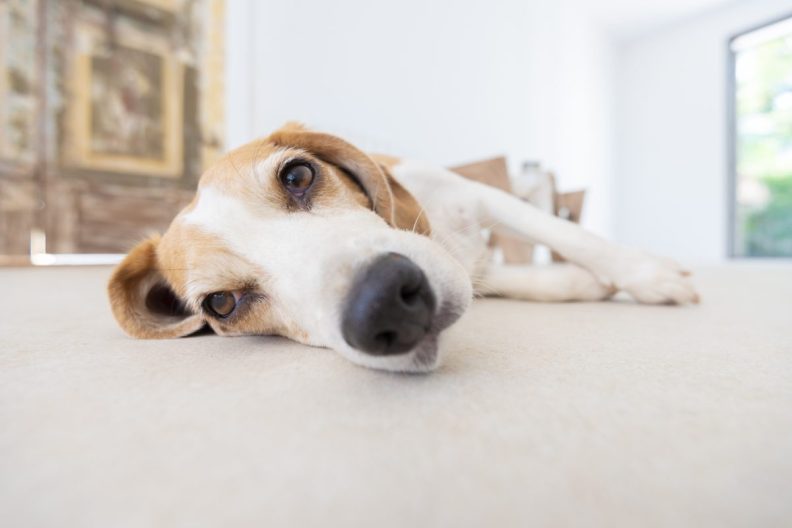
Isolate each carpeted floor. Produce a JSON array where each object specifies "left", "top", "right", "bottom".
[{"left": 1, "top": 263, "right": 791, "bottom": 527}]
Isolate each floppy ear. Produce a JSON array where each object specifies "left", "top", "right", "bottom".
[
  {"left": 108, "top": 235, "right": 205, "bottom": 339},
  {"left": 381, "top": 165, "right": 431, "bottom": 236},
  {"left": 268, "top": 125, "right": 397, "bottom": 226}
]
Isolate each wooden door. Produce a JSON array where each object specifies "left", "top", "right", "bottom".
[{"left": 0, "top": 0, "right": 224, "bottom": 260}]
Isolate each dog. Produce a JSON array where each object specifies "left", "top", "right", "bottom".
[{"left": 108, "top": 123, "right": 698, "bottom": 372}]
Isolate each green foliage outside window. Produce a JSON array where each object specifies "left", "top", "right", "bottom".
[{"left": 735, "top": 24, "right": 792, "bottom": 256}]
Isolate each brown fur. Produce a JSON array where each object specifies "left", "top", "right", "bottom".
[
  {"left": 107, "top": 235, "right": 205, "bottom": 339},
  {"left": 370, "top": 153, "right": 431, "bottom": 235},
  {"left": 268, "top": 127, "right": 397, "bottom": 220},
  {"left": 383, "top": 166, "right": 431, "bottom": 236}
]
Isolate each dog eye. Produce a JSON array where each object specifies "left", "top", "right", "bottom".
[
  {"left": 204, "top": 291, "right": 237, "bottom": 318},
  {"left": 280, "top": 163, "right": 314, "bottom": 194}
]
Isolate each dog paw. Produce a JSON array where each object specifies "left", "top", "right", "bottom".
[{"left": 607, "top": 249, "right": 699, "bottom": 305}]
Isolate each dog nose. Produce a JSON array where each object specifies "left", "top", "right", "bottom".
[{"left": 341, "top": 253, "right": 436, "bottom": 356}]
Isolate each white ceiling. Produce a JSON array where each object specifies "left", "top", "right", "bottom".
[{"left": 578, "top": 0, "right": 738, "bottom": 40}]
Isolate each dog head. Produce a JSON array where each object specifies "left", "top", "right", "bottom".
[{"left": 107, "top": 124, "right": 472, "bottom": 372}]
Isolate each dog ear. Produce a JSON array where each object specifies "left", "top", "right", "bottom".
[
  {"left": 380, "top": 165, "right": 431, "bottom": 236},
  {"left": 268, "top": 125, "right": 398, "bottom": 226},
  {"left": 107, "top": 235, "right": 205, "bottom": 339}
]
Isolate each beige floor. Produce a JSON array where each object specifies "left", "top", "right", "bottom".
[{"left": 1, "top": 263, "right": 791, "bottom": 527}]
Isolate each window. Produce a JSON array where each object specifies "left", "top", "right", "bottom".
[{"left": 730, "top": 16, "right": 792, "bottom": 257}]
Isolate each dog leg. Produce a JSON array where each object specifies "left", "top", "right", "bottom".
[
  {"left": 478, "top": 263, "right": 617, "bottom": 302},
  {"left": 471, "top": 182, "right": 699, "bottom": 304}
]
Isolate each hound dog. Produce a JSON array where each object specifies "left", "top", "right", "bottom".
[{"left": 108, "top": 123, "right": 698, "bottom": 372}]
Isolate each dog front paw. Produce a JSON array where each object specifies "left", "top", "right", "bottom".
[{"left": 607, "top": 249, "right": 699, "bottom": 305}]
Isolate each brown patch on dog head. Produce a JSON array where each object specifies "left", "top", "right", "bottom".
[
  {"left": 109, "top": 223, "right": 311, "bottom": 342},
  {"left": 333, "top": 165, "right": 373, "bottom": 209},
  {"left": 266, "top": 124, "right": 430, "bottom": 234},
  {"left": 195, "top": 135, "right": 360, "bottom": 216},
  {"left": 267, "top": 125, "right": 397, "bottom": 225},
  {"left": 158, "top": 222, "right": 310, "bottom": 341},
  {"left": 107, "top": 235, "right": 205, "bottom": 339}
]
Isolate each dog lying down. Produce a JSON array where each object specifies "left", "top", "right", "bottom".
[{"left": 108, "top": 123, "right": 698, "bottom": 372}]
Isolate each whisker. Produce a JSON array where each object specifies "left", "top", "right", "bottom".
[{"left": 411, "top": 206, "right": 426, "bottom": 233}]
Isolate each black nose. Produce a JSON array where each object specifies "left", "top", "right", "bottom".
[{"left": 341, "top": 253, "right": 436, "bottom": 356}]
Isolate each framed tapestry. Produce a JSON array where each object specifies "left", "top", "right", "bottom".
[
  {"left": 0, "top": 0, "right": 225, "bottom": 261},
  {"left": 62, "top": 19, "right": 185, "bottom": 177}
]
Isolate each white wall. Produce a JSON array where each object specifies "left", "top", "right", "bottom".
[
  {"left": 224, "top": 0, "right": 256, "bottom": 152},
  {"left": 225, "top": 0, "right": 615, "bottom": 236},
  {"left": 227, "top": 0, "right": 792, "bottom": 254},
  {"left": 613, "top": 0, "right": 792, "bottom": 262}
]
